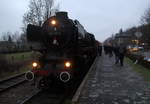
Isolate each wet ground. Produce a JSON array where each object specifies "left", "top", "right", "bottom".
[{"left": 78, "top": 54, "right": 150, "bottom": 104}]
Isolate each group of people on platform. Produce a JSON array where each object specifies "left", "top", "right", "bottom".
[{"left": 97, "top": 44, "right": 127, "bottom": 67}]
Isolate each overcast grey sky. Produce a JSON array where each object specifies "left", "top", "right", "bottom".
[{"left": 0, "top": 0, "right": 150, "bottom": 42}]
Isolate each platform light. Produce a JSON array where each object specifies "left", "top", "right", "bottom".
[
  {"left": 32, "top": 62, "right": 38, "bottom": 68},
  {"left": 65, "top": 61, "right": 71, "bottom": 68}
]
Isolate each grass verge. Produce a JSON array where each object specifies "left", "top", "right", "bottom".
[
  {"left": 0, "top": 51, "right": 40, "bottom": 80},
  {"left": 63, "top": 99, "right": 72, "bottom": 104},
  {"left": 0, "top": 64, "right": 31, "bottom": 81},
  {"left": 125, "top": 57, "right": 150, "bottom": 82},
  {"left": 5, "top": 52, "right": 32, "bottom": 62},
  {"left": 4, "top": 51, "right": 41, "bottom": 62}
]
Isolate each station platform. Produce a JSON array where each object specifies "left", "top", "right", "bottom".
[{"left": 74, "top": 54, "right": 150, "bottom": 104}]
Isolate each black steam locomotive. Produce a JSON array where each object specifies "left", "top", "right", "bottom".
[{"left": 25, "top": 12, "right": 97, "bottom": 89}]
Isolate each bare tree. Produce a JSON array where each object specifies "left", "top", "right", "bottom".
[
  {"left": 0, "top": 31, "right": 22, "bottom": 43},
  {"left": 19, "top": 33, "right": 27, "bottom": 43},
  {"left": 8, "top": 35, "right": 12, "bottom": 42},
  {"left": 11, "top": 31, "right": 20, "bottom": 42},
  {"left": 44, "top": 0, "right": 54, "bottom": 20},
  {"left": 23, "top": 0, "right": 59, "bottom": 26},
  {"left": 1, "top": 33, "right": 8, "bottom": 41},
  {"left": 141, "top": 7, "right": 150, "bottom": 24},
  {"left": 1, "top": 32, "right": 12, "bottom": 41}
]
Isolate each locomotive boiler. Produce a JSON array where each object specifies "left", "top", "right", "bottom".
[{"left": 25, "top": 11, "right": 97, "bottom": 89}]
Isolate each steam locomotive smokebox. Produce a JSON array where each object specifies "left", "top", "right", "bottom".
[{"left": 56, "top": 12, "right": 68, "bottom": 19}]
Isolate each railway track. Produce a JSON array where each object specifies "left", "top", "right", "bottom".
[
  {"left": 20, "top": 59, "right": 96, "bottom": 104},
  {"left": 18, "top": 88, "right": 67, "bottom": 104},
  {"left": 0, "top": 73, "right": 26, "bottom": 92},
  {"left": 0, "top": 72, "right": 81, "bottom": 104},
  {"left": 0, "top": 74, "right": 38, "bottom": 104},
  {"left": 18, "top": 90, "right": 41, "bottom": 104},
  {"left": 0, "top": 73, "right": 70, "bottom": 104},
  {"left": 0, "top": 58, "right": 95, "bottom": 104}
]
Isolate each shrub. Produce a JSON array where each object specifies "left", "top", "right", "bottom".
[{"left": 126, "top": 53, "right": 150, "bottom": 69}]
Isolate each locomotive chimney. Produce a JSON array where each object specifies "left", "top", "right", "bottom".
[{"left": 56, "top": 12, "right": 68, "bottom": 19}]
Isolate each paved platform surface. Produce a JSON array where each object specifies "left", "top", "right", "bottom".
[{"left": 78, "top": 55, "right": 150, "bottom": 104}]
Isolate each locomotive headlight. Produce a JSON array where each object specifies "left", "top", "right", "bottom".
[
  {"left": 65, "top": 61, "right": 71, "bottom": 68},
  {"left": 32, "top": 62, "right": 38, "bottom": 68},
  {"left": 51, "top": 20, "right": 56, "bottom": 25}
]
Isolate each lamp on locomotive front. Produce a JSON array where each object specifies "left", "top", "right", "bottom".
[
  {"left": 32, "top": 62, "right": 38, "bottom": 68},
  {"left": 51, "top": 20, "right": 56, "bottom": 25},
  {"left": 65, "top": 61, "right": 71, "bottom": 68}
]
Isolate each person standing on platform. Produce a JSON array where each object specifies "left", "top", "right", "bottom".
[
  {"left": 113, "top": 44, "right": 127, "bottom": 66},
  {"left": 118, "top": 45, "right": 127, "bottom": 66},
  {"left": 96, "top": 40, "right": 102, "bottom": 56},
  {"left": 104, "top": 45, "right": 108, "bottom": 55},
  {"left": 108, "top": 46, "right": 113, "bottom": 57},
  {"left": 99, "top": 45, "right": 102, "bottom": 56},
  {"left": 113, "top": 45, "right": 120, "bottom": 64}
]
